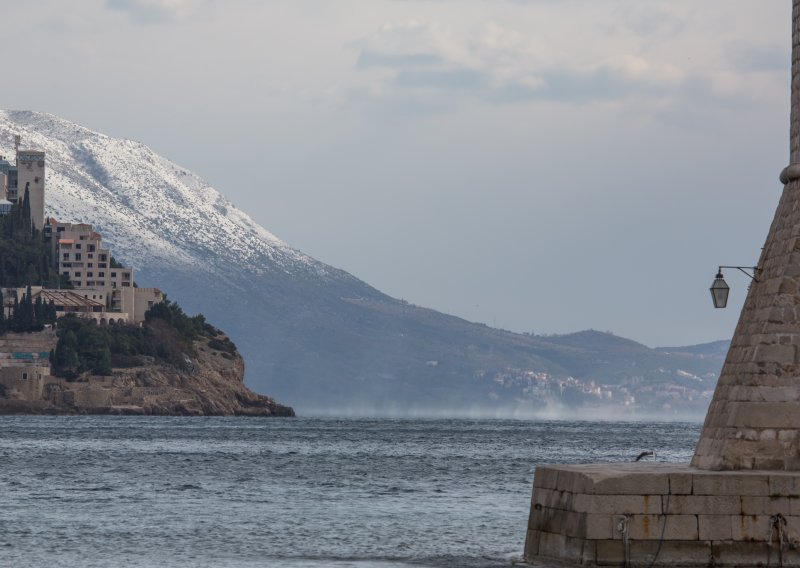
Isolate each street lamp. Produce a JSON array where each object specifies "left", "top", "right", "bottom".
[{"left": 710, "top": 266, "right": 759, "bottom": 309}]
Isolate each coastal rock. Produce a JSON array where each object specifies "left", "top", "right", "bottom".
[{"left": 0, "top": 332, "right": 294, "bottom": 417}]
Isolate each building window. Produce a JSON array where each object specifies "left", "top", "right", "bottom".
[
  {"left": 98, "top": 272, "right": 105, "bottom": 277},
  {"left": 22, "top": 373, "right": 27, "bottom": 380},
  {"left": 87, "top": 272, "right": 93, "bottom": 277},
  {"left": 88, "top": 245, "right": 95, "bottom": 252},
  {"left": 75, "top": 253, "right": 82, "bottom": 260},
  {"left": 62, "top": 271, "right": 69, "bottom": 277},
  {"left": 57, "top": 227, "right": 65, "bottom": 233},
  {"left": 75, "top": 272, "right": 81, "bottom": 277},
  {"left": 88, "top": 263, "right": 93, "bottom": 268},
  {"left": 111, "top": 272, "right": 117, "bottom": 278},
  {"left": 76, "top": 244, "right": 81, "bottom": 249},
  {"left": 123, "top": 273, "right": 130, "bottom": 279},
  {"left": 62, "top": 253, "right": 69, "bottom": 260}
]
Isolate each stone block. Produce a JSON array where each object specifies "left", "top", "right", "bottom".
[
  {"left": 531, "top": 487, "right": 551, "bottom": 508},
  {"left": 630, "top": 541, "right": 712, "bottom": 566},
  {"left": 626, "top": 514, "right": 698, "bottom": 541},
  {"left": 731, "top": 515, "right": 772, "bottom": 541},
  {"left": 669, "top": 473, "right": 693, "bottom": 495},
  {"left": 711, "top": 541, "right": 773, "bottom": 567},
  {"left": 693, "top": 474, "right": 770, "bottom": 496},
  {"left": 563, "top": 535, "right": 590, "bottom": 563},
  {"left": 590, "top": 473, "right": 669, "bottom": 495},
  {"left": 537, "top": 531, "right": 566, "bottom": 559},
  {"left": 784, "top": 514, "right": 800, "bottom": 531},
  {"left": 540, "top": 488, "right": 573, "bottom": 511},
  {"left": 741, "top": 495, "right": 792, "bottom": 516},
  {"left": 528, "top": 504, "right": 545, "bottom": 531},
  {"left": 580, "top": 540, "right": 597, "bottom": 565},
  {"left": 668, "top": 495, "right": 741, "bottom": 515},
  {"left": 534, "top": 507, "right": 566, "bottom": 535},
  {"left": 523, "top": 529, "right": 540, "bottom": 559},
  {"left": 585, "top": 514, "right": 614, "bottom": 540},
  {"left": 595, "top": 540, "right": 625, "bottom": 566},
  {"left": 699, "top": 515, "right": 733, "bottom": 540},
  {"left": 573, "top": 494, "right": 662, "bottom": 515},
  {"left": 770, "top": 474, "right": 800, "bottom": 496},
  {"left": 753, "top": 343, "right": 795, "bottom": 364},
  {"left": 728, "top": 402, "right": 800, "bottom": 428},
  {"left": 533, "top": 467, "right": 559, "bottom": 490},
  {"left": 754, "top": 456, "right": 791, "bottom": 470},
  {"left": 563, "top": 470, "right": 592, "bottom": 495}
]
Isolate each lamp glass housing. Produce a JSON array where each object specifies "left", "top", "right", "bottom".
[{"left": 710, "top": 272, "right": 730, "bottom": 309}]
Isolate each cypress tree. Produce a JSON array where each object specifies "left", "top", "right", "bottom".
[
  {"left": 23, "top": 285, "right": 34, "bottom": 331},
  {"left": 54, "top": 330, "right": 80, "bottom": 378},
  {"left": 0, "top": 288, "right": 5, "bottom": 335},
  {"left": 34, "top": 296, "right": 43, "bottom": 327},
  {"left": 21, "top": 186, "right": 31, "bottom": 234},
  {"left": 11, "top": 293, "right": 19, "bottom": 332}
]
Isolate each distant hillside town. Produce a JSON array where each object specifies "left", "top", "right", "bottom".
[{"left": 0, "top": 136, "right": 164, "bottom": 391}]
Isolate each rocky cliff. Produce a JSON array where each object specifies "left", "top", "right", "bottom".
[{"left": 0, "top": 332, "right": 294, "bottom": 416}]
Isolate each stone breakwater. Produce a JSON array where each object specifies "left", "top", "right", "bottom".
[
  {"left": 526, "top": 463, "right": 800, "bottom": 566},
  {"left": 0, "top": 333, "right": 294, "bottom": 417}
]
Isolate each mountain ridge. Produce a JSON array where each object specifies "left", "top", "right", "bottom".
[{"left": 0, "top": 109, "right": 727, "bottom": 418}]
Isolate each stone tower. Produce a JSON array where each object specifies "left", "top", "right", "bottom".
[
  {"left": 691, "top": 0, "right": 800, "bottom": 471},
  {"left": 14, "top": 149, "right": 45, "bottom": 231}
]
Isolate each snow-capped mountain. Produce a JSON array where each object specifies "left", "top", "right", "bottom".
[
  {"left": 0, "top": 110, "right": 342, "bottom": 287},
  {"left": 0, "top": 110, "right": 724, "bottom": 418}
]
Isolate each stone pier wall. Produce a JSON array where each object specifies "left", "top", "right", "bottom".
[{"left": 526, "top": 464, "right": 800, "bottom": 566}]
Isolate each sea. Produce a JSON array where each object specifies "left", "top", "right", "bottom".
[{"left": 0, "top": 417, "right": 701, "bottom": 568}]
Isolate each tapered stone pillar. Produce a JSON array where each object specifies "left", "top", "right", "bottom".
[
  {"left": 524, "top": 6, "right": 800, "bottom": 565},
  {"left": 691, "top": 0, "right": 800, "bottom": 471}
]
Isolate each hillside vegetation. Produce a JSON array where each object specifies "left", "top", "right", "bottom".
[{"left": 51, "top": 299, "right": 230, "bottom": 379}]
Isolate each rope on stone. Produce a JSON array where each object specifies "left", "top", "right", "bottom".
[
  {"left": 645, "top": 489, "right": 671, "bottom": 568},
  {"left": 768, "top": 513, "right": 789, "bottom": 567},
  {"left": 617, "top": 514, "right": 631, "bottom": 568}
]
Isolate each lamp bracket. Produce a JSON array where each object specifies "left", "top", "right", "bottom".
[{"left": 718, "top": 266, "right": 760, "bottom": 283}]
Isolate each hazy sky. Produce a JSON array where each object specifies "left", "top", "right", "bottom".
[{"left": 0, "top": 0, "right": 792, "bottom": 347}]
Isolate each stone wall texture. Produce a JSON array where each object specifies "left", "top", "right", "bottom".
[
  {"left": 793, "top": 0, "right": 800, "bottom": 164},
  {"left": 691, "top": 0, "right": 800, "bottom": 471},
  {"left": 525, "top": 464, "right": 800, "bottom": 566}
]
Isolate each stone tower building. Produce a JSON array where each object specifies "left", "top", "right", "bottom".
[
  {"left": 14, "top": 150, "right": 45, "bottom": 231},
  {"left": 691, "top": 0, "right": 800, "bottom": 471}
]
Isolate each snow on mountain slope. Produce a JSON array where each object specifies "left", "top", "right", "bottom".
[{"left": 0, "top": 110, "right": 335, "bottom": 286}]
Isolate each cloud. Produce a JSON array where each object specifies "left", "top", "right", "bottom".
[
  {"left": 350, "top": 21, "right": 688, "bottom": 112},
  {"left": 105, "top": 0, "right": 197, "bottom": 24},
  {"left": 727, "top": 42, "right": 788, "bottom": 73},
  {"left": 615, "top": 4, "right": 688, "bottom": 39}
]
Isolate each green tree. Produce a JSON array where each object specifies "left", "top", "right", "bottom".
[{"left": 53, "top": 329, "right": 80, "bottom": 378}]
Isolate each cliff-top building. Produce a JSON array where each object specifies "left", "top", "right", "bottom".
[
  {"left": 44, "top": 219, "right": 163, "bottom": 323},
  {"left": 0, "top": 134, "right": 162, "bottom": 325},
  {"left": 0, "top": 135, "right": 45, "bottom": 230}
]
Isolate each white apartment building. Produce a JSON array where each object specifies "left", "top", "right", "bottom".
[{"left": 45, "top": 220, "right": 163, "bottom": 324}]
